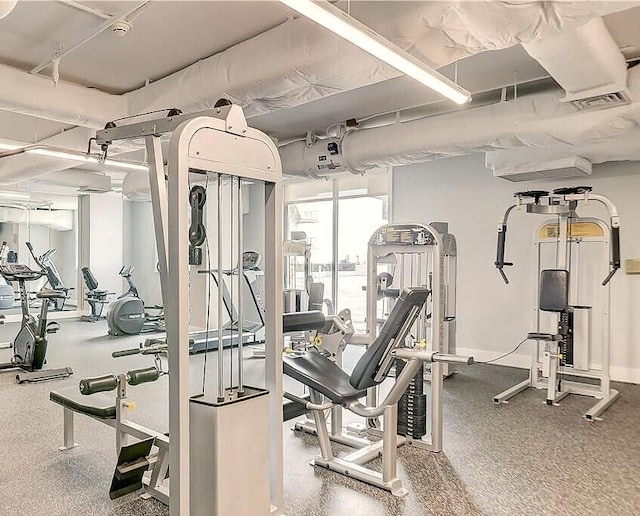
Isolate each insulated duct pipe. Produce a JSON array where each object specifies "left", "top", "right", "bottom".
[
  {"left": 281, "top": 65, "right": 640, "bottom": 176},
  {"left": 0, "top": 2, "right": 632, "bottom": 129},
  {"left": 2, "top": 2, "right": 637, "bottom": 185}
]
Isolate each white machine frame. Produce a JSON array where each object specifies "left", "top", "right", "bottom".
[
  {"left": 96, "top": 104, "right": 283, "bottom": 515},
  {"left": 54, "top": 373, "right": 170, "bottom": 505},
  {"left": 493, "top": 189, "right": 621, "bottom": 420},
  {"left": 295, "top": 222, "right": 455, "bottom": 454}
]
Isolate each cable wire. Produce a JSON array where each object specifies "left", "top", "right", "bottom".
[
  {"left": 201, "top": 174, "right": 211, "bottom": 394},
  {"left": 478, "top": 338, "right": 528, "bottom": 364}
]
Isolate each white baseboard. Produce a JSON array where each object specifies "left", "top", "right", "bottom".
[{"left": 457, "top": 346, "right": 640, "bottom": 385}]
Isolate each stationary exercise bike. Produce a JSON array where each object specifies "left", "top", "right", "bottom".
[
  {"left": 0, "top": 263, "right": 72, "bottom": 383},
  {"left": 107, "top": 266, "right": 164, "bottom": 336}
]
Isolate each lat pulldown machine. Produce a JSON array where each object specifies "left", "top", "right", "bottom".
[{"left": 493, "top": 186, "right": 621, "bottom": 420}]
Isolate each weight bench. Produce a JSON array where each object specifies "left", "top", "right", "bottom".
[
  {"left": 50, "top": 368, "right": 169, "bottom": 505},
  {"left": 283, "top": 287, "right": 472, "bottom": 496}
]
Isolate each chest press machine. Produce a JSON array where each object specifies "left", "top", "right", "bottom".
[
  {"left": 283, "top": 222, "right": 472, "bottom": 497},
  {"left": 493, "top": 186, "right": 621, "bottom": 420}
]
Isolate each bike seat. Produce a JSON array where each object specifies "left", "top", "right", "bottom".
[{"left": 37, "top": 289, "right": 67, "bottom": 300}]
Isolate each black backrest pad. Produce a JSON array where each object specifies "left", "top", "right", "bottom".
[
  {"left": 539, "top": 269, "right": 569, "bottom": 312},
  {"left": 82, "top": 267, "right": 99, "bottom": 290},
  {"left": 350, "top": 287, "right": 430, "bottom": 391},
  {"left": 308, "top": 282, "right": 324, "bottom": 311}
]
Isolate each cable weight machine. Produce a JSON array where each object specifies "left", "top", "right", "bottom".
[{"left": 96, "top": 103, "right": 283, "bottom": 515}]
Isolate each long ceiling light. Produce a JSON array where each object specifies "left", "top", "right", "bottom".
[
  {"left": 26, "top": 148, "right": 148, "bottom": 171},
  {"left": 278, "top": 0, "right": 471, "bottom": 105},
  {"left": 0, "top": 142, "right": 22, "bottom": 151}
]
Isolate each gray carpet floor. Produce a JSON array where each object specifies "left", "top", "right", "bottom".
[{"left": 0, "top": 319, "right": 638, "bottom": 516}]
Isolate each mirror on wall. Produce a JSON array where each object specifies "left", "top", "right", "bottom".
[{"left": 0, "top": 198, "right": 78, "bottom": 316}]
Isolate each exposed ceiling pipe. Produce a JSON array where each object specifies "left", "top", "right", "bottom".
[
  {"left": 522, "top": 16, "right": 629, "bottom": 102},
  {"left": 2, "top": 2, "right": 631, "bottom": 129},
  {"left": 281, "top": 64, "right": 640, "bottom": 176},
  {"left": 55, "top": 0, "right": 112, "bottom": 20},
  {"left": 0, "top": 63, "right": 126, "bottom": 127},
  {"left": 486, "top": 127, "right": 640, "bottom": 171},
  {"left": 1, "top": 1, "right": 637, "bottom": 186},
  {"left": 31, "top": 168, "right": 111, "bottom": 193}
]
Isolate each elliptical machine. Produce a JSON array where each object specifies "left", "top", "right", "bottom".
[
  {"left": 26, "top": 241, "right": 72, "bottom": 311},
  {"left": 107, "top": 266, "right": 164, "bottom": 336},
  {"left": 0, "top": 263, "right": 72, "bottom": 383}
]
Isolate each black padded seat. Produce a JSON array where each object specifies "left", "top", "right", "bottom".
[
  {"left": 50, "top": 386, "right": 116, "bottom": 419},
  {"left": 283, "top": 311, "right": 326, "bottom": 333},
  {"left": 37, "top": 288, "right": 66, "bottom": 299},
  {"left": 283, "top": 350, "right": 366, "bottom": 405}
]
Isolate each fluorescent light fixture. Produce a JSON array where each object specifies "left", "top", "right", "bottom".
[
  {"left": 0, "top": 190, "right": 30, "bottom": 200},
  {"left": 26, "top": 148, "right": 148, "bottom": 171},
  {"left": 0, "top": 142, "right": 23, "bottom": 151},
  {"left": 278, "top": 0, "right": 471, "bottom": 105}
]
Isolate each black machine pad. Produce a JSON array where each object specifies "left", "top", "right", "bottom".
[
  {"left": 283, "top": 311, "right": 326, "bottom": 333},
  {"left": 283, "top": 350, "right": 366, "bottom": 405},
  {"left": 50, "top": 387, "right": 116, "bottom": 419},
  {"left": 539, "top": 269, "right": 569, "bottom": 313},
  {"left": 350, "top": 288, "right": 430, "bottom": 391},
  {"left": 110, "top": 438, "right": 154, "bottom": 500}
]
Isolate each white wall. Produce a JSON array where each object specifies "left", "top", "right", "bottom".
[
  {"left": 120, "top": 182, "right": 268, "bottom": 326},
  {"left": 393, "top": 154, "right": 640, "bottom": 383},
  {"left": 88, "top": 192, "right": 124, "bottom": 296},
  {"left": 122, "top": 200, "right": 162, "bottom": 306}
]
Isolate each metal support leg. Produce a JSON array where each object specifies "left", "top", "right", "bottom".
[
  {"left": 309, "top": 390, "right": 334, "bottom": 461},
  {"left": 546, "top": 345, "right": 560, "bottom": 405},
  {"left": 382, "top": 404, "right": 397, "bottom": 484},
  {"left": 59, "top": 408, "right": 78, "bottom": 451}
]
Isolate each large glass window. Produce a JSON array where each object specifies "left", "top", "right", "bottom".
[
  {"left": 284, "top": 168, "right": 389, "bottom": 327},
  {"left": 286, "top": 200, "right": 333, "bottom": 305},
  {"left": 338, "top": 196, "right": 388, "bottom": 331}
]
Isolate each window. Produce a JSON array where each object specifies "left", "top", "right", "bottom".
[
  {"left": 338, "top": 196, "right": 388, "bottom": 331},
  {"left": 284, "top": 168, "right": 390, "bottom": 327}
]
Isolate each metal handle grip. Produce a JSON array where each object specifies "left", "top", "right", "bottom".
[
  {"left": 112, "top": 348, "right": 141, "bottom": 358},
  {"left": 602, "top": 226, "right": 621, "bottom": 286},
  {"left": 432, "top": 353, "right": 474, "bottom": 365},
  {"left": 79, "top": 374, "right": 118, "bottom": 395},
  {"left": 495, "top": 224, "right": 512, "bottom": 284}
]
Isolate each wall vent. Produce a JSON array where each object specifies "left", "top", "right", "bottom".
[
  {"left": 572, "top": 90, "right": 631, "bottom": 111},
  {"left": 78, "top": 185, "right": 111, "bottom": 194}
]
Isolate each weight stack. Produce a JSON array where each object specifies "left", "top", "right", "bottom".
[{"left": 395, "top": 358, "right": 427, "bottom": 439}]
